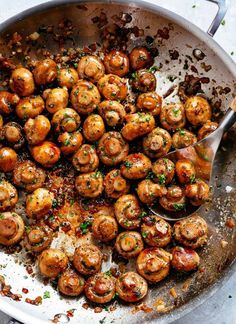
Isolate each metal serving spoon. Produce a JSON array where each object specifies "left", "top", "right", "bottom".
[{"left": 149, "top": 98, "right": 236, "bottom": 221}]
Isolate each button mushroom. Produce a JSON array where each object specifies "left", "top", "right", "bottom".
[
  {"left": 77, "top": 55, "right": 105, "bottom": 83},
  {"left": 172, "top": 129, "right": 197, "bottom": 149},
  {"left": 98, "top": 100, "right": 126, "bottom": 127},
  {"left": 131, "top": 70, "right": 156, "bottom": 93},
  {"left": 185, "top": 96, "right": 212, "bottom": 126},
  {"left": 136, "top": 247, "right": 171, "bottom": 283},
  {"left": 58, "top": 269, "right": 85, "bottom": 296},
  {"left": 0, "top": 212, "right": 24, "bottom": 246},
  {"left": 31, "top": 141, "right": 61, "bottom": 168},
  {"left": 104, "top": 169, "right": 130, "bottom": 199},
  {"left": 0, "top": 180, "right": 18, "bottom": 211},
  {"left": 115, "top": 231, "right": 144, "bottom": 259},
  {"left": 73, "top": 244, "right": 102, "bottom": 276},
  {"left": 71, "top": 80, "right": 101, "bottom": 115},
  {"left": 120, "top": 153, "right": 151, "bottom": 180},
  {"left": 104, "top": 50, "right": 129, "bottom": 77},
  {"left": 173, "top": 215, "right": 208, "bottom": 249},
  {"left": 143, "top": 127, "right": 172, "bottom": 158},
  {"left": 38, "top": 248, "right": 68, "bottom": 278},
  {"left": 26, "top": 188, "right": 54, "bottom": 219},
  {"left": 97, "top": 74, "right": 128, "bottom": 101},
  {"left": 97, "top": 131, "right": 129, "bottom": 166},
  {"left": 57, "top": 67, "right": 79, "bottom": 89},
  {"left": 141, "top": 215, "right": 171, "bottom": 247},
  {"left": 121, "top": 113, "right": 155, "bottom": 141},
  {"left": 0, "top": 147, "right": 18, "bottom": 172},
  {"left": 85, "top": 272, "right": 116, "bottom": 303},
  {"left": 13, "top": 160, "right": 46, "bottom": 192},
  {"left": 0, "top": 91, "right": 19, "bottom": 115},
  {"left": 137, "top": 179, "right": 167, "bottom": 205},
  {"left": 116, "top": 272, "right": 148, "bottom": 302},
  {"left": 136, "top": 92, "right": 162, "bottom": 116},
  {"left": 33, "top": 58, "right": 57, "bottom": 85},
  {"left": 92, "top": 215, "right": 118, "bottom": 242},
  {"left": 16, "top": 95, "right": 45, "bottom": 119},
  {"left": 83, "top": 114, "right": 105, "bottom": 142},
  {"left": 51, "top": 108, "right": 81, "bottom": 134},
  {"left": 9, "top": 67, "right": 35, "bottom": 97},
  {"left": 160, "top": 103, "right": 186, "bottom": 131},
  {"left": 43, "top": 88, "right": 69, "bottom": 114},
  {"left": 75, "top": 171, "right": 104, "bottom": 198},
  {"left": 114, "top": 194, "right": 141, "bottom": 229},
  {"left": 72, "top": 144, "right": 99, "bottom": 173},
  {"left": 24, "top": 115, "right": 51, "bottom": 145}
]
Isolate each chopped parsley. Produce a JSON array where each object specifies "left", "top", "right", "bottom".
[
  {"left": 157, "top": 174, "right": 166, "bottom": 185},
  {"left": 112, "top": 292, "right": 119, "bottom": 300},
  {"left": 139, "top": 211, "right": 147, "bottom": 219},
  {"left": 123, "top": 161, "right": 132, "bottom": 168},
  {"left": 177, "top": 128, "right": 186, "bottom": 136},
  {"left": 172, "top": 108, "right": 180, "bottom": 117},
  {"left": 104, "top": 270, "right": 112, "bottom": 277},
  {"left": 43, "top": 291, "right": 50, "bottom": 299},
  {"left": 69, "top": 198, "right": 75, "bottom": 206},
  {"left": 190, "top": 174, "right": 196, "bottom": 183},
  {"left": 25, "top": 225, "right": 31, "bottom": 233},
  {"left": 99, "top": 317, "right": 106, "bottom": 324},
  {"left": 146, "top": 171, "right": 156, "bottom": 180},
  {"left": 63, "top": 138, "right": 70, "bottom": 146},
  {"left": 148, "top": 66, "right": 159, "bottom": 73},
  {"left": 80, "top": 221, "right": 92, "bottom": 234},
  {"left": 131, "top": 72, "right": 138, "bottom": 79},
  {"left": 167, "top": 75, "right": 177, "bottom": 82},
  {"left": 123, "top": 220, "right": 132, "bottom": 227},
  {"left": 73, "top": 63, "right": 78, "bottom": 68},
  {"left": 173, "top": 203, "right": 185, "bottom": 211},
  {"left": 141, "top": 231, "right": 148, "bottom": 238},
  {"left": 221, "top": 20, "right": 226, "bottom": 26},
  {"left": 92, "top": 170, "right": 102, "bottom": 178},
  {"left": 52, "top": 199, "right": 58, "bottom": 208}
]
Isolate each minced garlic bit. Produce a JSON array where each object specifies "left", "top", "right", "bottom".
[{"left": 29, "top": 32, "right": 40, "bottom": 41}]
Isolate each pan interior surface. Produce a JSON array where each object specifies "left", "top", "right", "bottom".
[{"left": 0, "top": 2, "right": 236, "bottom": 324}]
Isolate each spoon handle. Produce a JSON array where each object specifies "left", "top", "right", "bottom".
[{"left": 218, "top": 98, "right": 236, "bottom": 132}]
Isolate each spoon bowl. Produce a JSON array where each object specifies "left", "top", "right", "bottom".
[{"left": 149, "top": 98, "right": 236, "bottom": 221}]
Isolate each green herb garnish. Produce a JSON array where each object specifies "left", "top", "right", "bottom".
[
  {"left": 190, "top": 174, "right": 196, "bottom": 183},
  {"left": 25, "top": 225, "right": 31, "bottom": 233},
  {"left": 139, "top": 211, "right": 147, "bottom": 219},
  {"left": 104, "top": 270, "right": 112, "bottom": 277},
  {"left": 148, "top": 66, "right": 159, "bottom": 73},
  {"left": 146, "top": 171, "right": 156, "bottom": 180},
  {"left": 141, "top": 231, "right": 148, "bottom": 238},
  {"left": 99, "top": 317, "right": 106, "bottom": 324},
  {"left": 43, "top": 291, "right": 50, "bottom": 299},
  {"left": 173, "top": 203, "right": 185, "bottom": 211},
  {"left": 80, "top": 221, "right": 92, "bottom": 234},
  {"left": 63, "top": 138, "right": 70, "bottom": 146},
  {"left": 123, "top": 161, "right": 132, "bottom": 168},
  {"left": 69, "top": 198, "right": 75, "bottom": 206},
  {"left": 177, "top": 128, "right": 186, "bottom": 136},
  {"left": 52, "top": 199, "right": 58, "bottom": 208},
  {"left": 157, "top": 174, "right": 166, "bottom": 185}
]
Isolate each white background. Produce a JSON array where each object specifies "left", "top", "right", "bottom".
[{"left": 0, "top": 0, "right": 235, "bottom": 323}]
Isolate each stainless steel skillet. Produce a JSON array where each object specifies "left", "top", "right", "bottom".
[{"left": 0, "top": 1, "right": 236, "bottom": 323}]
